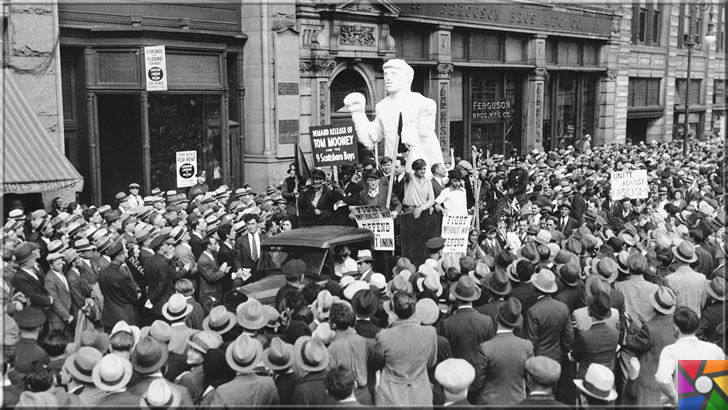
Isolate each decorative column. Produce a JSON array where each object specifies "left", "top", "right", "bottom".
[
  {"left": 140, "top": 91, "right": 151, "bottom": 193},
  {"left": 524, "top": 35, "right": 547, "bottom": 152},
  {"left": 434, "top": 63, "right": 453, "bottom": 154},
  {"left": 221, "top": 90, "right": 231, "bottom": 185},
  {"left": 236, "top": 53, "right": 246, "bottom": 184},
  {"left": 86, "top": 91, "right": 101, "bottom": 205}
]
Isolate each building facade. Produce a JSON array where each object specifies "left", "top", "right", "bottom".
[{"left": 3, "top": 2, "right": 725, "bottom": 207}]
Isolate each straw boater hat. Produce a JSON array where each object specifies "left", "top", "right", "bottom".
[
  {"left": 706, "top": 277, "right": 727, "bottom": 301},
  {"left": 162, "top": 293, "right": 193, "bottom": 322},
  {"left": 672, "top": 240, "right": 698, "bottom": 263},
  {"left": 64, "top": 347, "right": 103, "bottom": 384},
  {"left": 574, "top": 363, "right": 618, "bottom": 402},
  {"left": 92, "top": 354, "right": 134, "bottom": 392},
  {"left": 140, "top": 378, "right": 181, "bottom": 408},
  {"left": 651, "top": 286, "right": 677, "bottom": 315}
]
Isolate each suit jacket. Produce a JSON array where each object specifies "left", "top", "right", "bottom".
[
  {"left": 44, "top": 270, "right": 72, "bottom": 324},
  {"left": 557, "top": 215, "right": 579, "bottom": 235},
  {"left": 217, "top": 241, "right": 236, "bottom": 294},
  {"left": 185, "top": 298, "right": 205, "bottom": 330},
  {"left": 98, "top": 261, "right": 139, "bottom": 328},
  {"left": 213, "top": 373, "right": 279, "bottom": 407},
  {"left": 97, "top": 391, "right": 141, "bottom": 406},
  {"left": 13, "top": 338, "right": 49, "bottom": 374},
  {"left": 481, "top": 238, "right": 503, "bottom": 258},
  {"left": 571, "top": 193, "right": 587, "bottom": 225},
  {"left": 473, "top": 332, "right": 534, "bottom": 405},
  {"left": 614, "top": 275, "right": 659, "bottom": 328},
  {"left": 525, "top": 295, "right": 574, "bottom": 362},
  {"left": 697, "top": 300, "right": 724, "bottom": 346},
  {"left": 432, "top": 177, "right": 446, "bottom": 199},
  {"left": 128, "top": 375, "right": 193, "bottom": 406},
  {"left": 66, "top": 267, "right": 92, "bottom": 316},
  {"left": 143, "top": 253, "right": 176, "bottom": 315},
  {"left": 234, "top": 233, "right": 261, "bottom": 271},
  {"left": 572, "top": 321, "right": 619, "bottom": 378},
  {"left": 274, "top": 371, "right": 299, "bottom": 406},
  {"left": 392, "top": 174, "right": 406, "bottom": 204},
  {"left": 197, "top": 251, "right": 224, "bottom": 303},
  {"left": 358, "top": 179, "right": 403, "bottom": 212},
  {"left": 297, "top": 185, "right": 337, "bottom": 227},
  {"left": 438, "top": 307, "right": 495, "bottom": 368},
  {"left": 291, "top": 370, "right": 334, "bottom": 406},
  {"left": 553, "top": 283, "right": 585, "bottom": 313},
  {"left": 11, "top": 267, "right": 53, "bottom": 309},
  {"left": 693, "top": 245, "right": 715, "bottom": 277},
  {"left": 375, "top": 319, "right": 437, "bottom": 406},
  {"left": 188, "top": 233, "right": 204, "bottom": 262},
  {"left": 78, "top": 259, "right": 99, "bottom": 285},
  {"left": 624, "top": 313, "right": 677, "bottom": 406},
  {"left": 174, "top": 243, "right": 197, "bottom": 274},
  {"left": 169, "top": 323, "right": 198, "bottom": 356}
]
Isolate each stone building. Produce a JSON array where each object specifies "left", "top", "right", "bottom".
[{"left": 2, "top": 1, "right": 726, "bottom": 207}]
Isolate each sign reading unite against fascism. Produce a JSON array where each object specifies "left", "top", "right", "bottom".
[
  {"left": 610, "top": 169, "right": 649, "bottom": 200},
  {"left": 309, "top": 123, "right": 358, "bottom": 167},
  {"left": 350, "top": 206, "right": 394, "bottom": 251},
  {"left": 144, "top": 46, "right": 168, "bottom": 91},
  {"left": 176, "top": 151, "right": 197, "bottom": 188},
  {"left": 441, "top": 213, "right": 472, "bottom": 254}
]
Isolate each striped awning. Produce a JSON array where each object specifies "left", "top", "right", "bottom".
[{"left": 1, "top": 69, "right": 83, "bottom": 195}]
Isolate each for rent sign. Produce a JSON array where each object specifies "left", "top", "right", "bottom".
[
  {"left": 350, "top": 205, "right": 395, "bottom": 251},
  {"left": 610, "top": 170, "right": 649, "bottom": 200},
  {"left": 309, "top": 123, "right": 358, "bottom": 167}
]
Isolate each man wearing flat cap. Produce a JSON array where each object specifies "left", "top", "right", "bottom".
[
  {"left": 435, "top": 358, "right": 475, "bottom": 406},
  {"left": 518, "top": 357, "right": 566, "bottom": 407},
  {"left": 127, "top": 183, "right": 144, "bottom": 208}
]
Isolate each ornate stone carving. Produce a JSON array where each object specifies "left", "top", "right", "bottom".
[
  {"left": 439, "top": 33, "right": 450, "bottom": 55},
  {"left": 535, "top": 82, "right": 543, "bottom": 144},
  {"left": 300, "top": 59, "right": 337, "bottom": 76},
  {"left": 611, "top": 18, "right": 621, "bottom": 36},
  {"left": 534, "top": 67, "right": 547, "bottom": 79},
  {"left": 606, "top": 70, "right": 618, "bottom": 81},
  {"left": 438, "top": 82, "right": 449, "bottom": 149},
  {"left": 436, "top": 63, "right": 453, "bottom": 77},
  {"left": 339, "top": 24, "right": 376, "bottom": 47},
  {"left": 319, "top": 81, "right": 328, "bottom": 125}
]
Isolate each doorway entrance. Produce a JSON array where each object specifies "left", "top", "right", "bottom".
[{"left": 97, "top": 94, "right": 143, "bottom": 205}]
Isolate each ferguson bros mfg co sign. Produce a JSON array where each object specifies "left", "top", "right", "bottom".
[
  {"left": 309, "top": 123, "right": 358, "bottom": 167},
  {"left": 401, "top": 3, "right": 613, "bottom": 38},
  {"left": 472, "top": 100, "right": 514, "bottom": 121}
]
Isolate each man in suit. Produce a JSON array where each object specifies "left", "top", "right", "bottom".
[
  {"left": 473, "top": 298, "right": 534, "bottom": 405},
  {"left": 517, "top": 356, "right": 567, "bottom": 407},
  {"left": 623, "top": 287, "right": 678, "bottom": 406},
  {"left": 570, "top": 291, "right": 619, "bottom": 378},
  {"left": 481, "top": 226, "right": 503, "bottom": 258},
  {"left": 556, "top": 203, "right": 579, "bottom": 236},
  {"left": 12, "top": 308, "right": 50, "bottom": 376},
  {"left": 44, "top": 252, "right": 74, "bottom": 333},
  {"left": 391, "top": 156, "right": 407, "bottom": 204},
  {"left": 437, "top": 276, "right": 495, "bottom": 369},
  {"left": 172, "top": 226, "right": 196, "bottom": 278},
  {"left": 213, "top": 334, "right": 280, "bottom": 406},
  {"left": 217, "top": 223, "right": 238, "bottom": 294},
  {"left": 127, "top": 337, "right": 193, "bottom": 405},
  {"left": 11, "top": 242, "right": 54, "bottom": 314},
  {"left": 297, "top": 168, "right": 337, "bottom": 227},
  {"left": 234, "top": 214, "right": 263, "bottom": 271},
  {"left": 188, "top": 215, "right": 206, "bottom": 262},
  {"left": 571, "top": 181, "right": 588, "bottom": 225},
  {"left": 358, "top": 170, "right": 403, "bottom": 215},
  {"left": 614, "top": 253, "right": 659, "bottom": 328},
  {"left": 198, "top": 236, "right": 229, "bottom": 304},
  {"left": 525, "top": 269, "right": 574, "bottom": 364},
  {"left": 142, "top": 235, "right": 178, "bottom": 324},
  {"left": 435, "top": 359, "right": 475, "bottom": 406},
  {"left": 98, "top": 241, "right": 138, "bottom": 331},
  {"left": 352, "top": 289, "right": 381, "bottom": 339},
  {"left": 431, "top": 162, "right": 448, "bottom": 199}
]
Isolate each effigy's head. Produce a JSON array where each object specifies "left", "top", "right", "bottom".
[{"left": 382, "top": 59, "right": 414, "bottom": 94}]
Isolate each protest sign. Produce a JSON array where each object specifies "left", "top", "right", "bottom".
[
  {"left": 610, "top": 169, "right": 649, "bottom": 200},
  {"left": 144, "top": 46, "right": 167, "bottom": 91},
  {"left": 176, "top": 151, "right": 197, "bottom": 188},
  {"left": 441, "top": 213, "right": 472, "bottom": 255},
  {"left": 309, "top": 123, "right": 358, "bottom": 167},
  {"left": 350, "top": 205, "right": 394, "bottom": 251}
]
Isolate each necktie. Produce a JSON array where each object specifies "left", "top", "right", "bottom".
[{"left": 251, "top": 234, "right": 258, "bottom": 261}]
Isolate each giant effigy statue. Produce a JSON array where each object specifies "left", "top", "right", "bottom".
[{"left": 343, "top": 59, "right": 444, "bottom": 176}]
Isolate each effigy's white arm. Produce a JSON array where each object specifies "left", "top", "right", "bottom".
[
  {"left": 417, "top": 98, "right": 438, "bottom": 143},
  {"left": 344, "top": 92, "right": 382, "bottom": 151}
]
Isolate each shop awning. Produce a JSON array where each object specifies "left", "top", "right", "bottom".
[{"left": 2, "top": 69, "right": 84, "bottom": 195}]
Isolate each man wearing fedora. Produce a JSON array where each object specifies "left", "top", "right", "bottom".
[
  {"left": 291, "top": 336, "right": 334, "bottom": 405},
  {"left": 438, "top": 276, "right": 495, "bottom": 371},
  {"left": 262, "top": 337, "right": 298, "bottom": 405},
  {"left": 697, "top": 277, "right": 726, "bottom": 346},
  {"left": 44, "top": 252, "right": 74, "bottom": 334},
  {"left": 477, "top": 268, "right": 513, "bottom": 329},
  {"left": 666, "top": 240, "right": 708, "bottom": 318},
  {"left": 518, "top": 356, "right": 567, "bottom": 407},
  {"left": 12, "top": 242, "right": 54, "bottom": 314},
  {"left": 62, "top": 346, "right": 106, "bottom": 405},
  {"left": 614, "top": 253, "right": 659, "bottom": 328},
  {"left": 355, "top": 249, "right": 378, "bottom": 283},
  {"left": 127, "top": 336, "right": 193, "bottom": 405},
  {"left": 574, "top": 363, "right": 618, "bottom": 407},
  {"left": 98, "top": 241, "right": 139, "bottom": 332},
  {"left": 557, "top": 203, "right": 579, "bottom": 236},
  {"left": 655, "top": 307, "right": 725, "bottom": 406},
  {"left": 274, "top": 259, "right": 307, "bottom": 311},
  {"left": 473, "top": 298, "right": 533, "bottom": 405},
  {"left": 93, "top": 354, "right": 140, "bottom": 405},
  {"left": 197, "top": 236, "right": 230, "bottom": 305},
  {"left": 162, "top": 293, "right": 196, "bottom": 356},
  {"left": 623, "top": 287, "right": 678, "bottom": 406},
  {"left": 142, "top": 233, "right": 177, "bottom": 325},
  {"left": 570, "top": 291, "right": 619, "bottom": 380}
]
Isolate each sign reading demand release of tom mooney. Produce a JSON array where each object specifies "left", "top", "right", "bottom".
[
  {"left": 144, "top": 45, "right": 168, "bottom": 91},
  {"left": 176, "top": 151, "right": 197, "bottom": 188},
  {"left": 350, "top": 206, "right": 394, "bottom": 251},
  {"left": 310, "top": 123, "right": 358, "bottom": 167},
  {"left": 441, "top": 213, "right": 472, "bottom": 255},
  {"left": 610, "top": 169, "right": 649, "bottom": 200}
]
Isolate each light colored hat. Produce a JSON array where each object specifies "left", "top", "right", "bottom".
[
  {"left": 140, "top": 378, "right": 181, "bottom": 408},
  {"left": 672, "top": 240, "right": 698, "bottom": 263},
  {"left": 574, "top": 363, "right": 618, "bottom": 402},
  {"left": 225, "top": 334, "right": 263, "bottom": 373},
  {"left": 236, "top": 298, "right": 268, "bottom": 330},
  {"left": 413, "top": 298, "right": 440, "bottom": 326},
  {"left": 536, "top": 229, "right": 553, "bottom": 246},
  {"left": 706, "top": 277, "right": 727, "bottom": 301},
  {"left": 417, "top": 273, "right": 444, "bottom": 297},
  {"left": 162, "top": 293, "right": 193, "bottom": 322},
  {"left": 434, "top": 358, "right": 475, "bottom": 393},
  {"left": 651, "top": 286, "right": 677, "bottom": 315},
  {"left": 343, "top": 280, "right": 370, "bottom": 301},
  {"left": 531, "top": 269, "right": 558, "bottom": 293},
  {"left": 92, "top": 354, "right": 134, "bottom": 391},
  {"left": 203, "top": 306, "right": 237, "bottom": 335},
  {"left": 187, "top": 331, "right": 223, "bottom": 354},
  {"left": 370, "top": 273, "right": 386, "bottom": 290},
  {"left": 293, "top": 336, "right": 329, "bottom": 372},
  {"left": 312, "top": 322, "right": 336, "bottom": 345},
  {"left": 64, "top": 347, "right": 103, "bottom": 384},
  {"left": 356, "top": 249, "right": 373, "bottom": 263},
  {"left": 262, "top": 337, "right": 294, "bottom": 371}
]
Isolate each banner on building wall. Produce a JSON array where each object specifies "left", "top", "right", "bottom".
[
  {"left": 309, "top": 123, "right": 358, "bottom": 167},
  {"left": 610, "top": 169, "right": 649, "bottom": 200},
  {"left": 144, "top": 45, "right": 168, "bottom": 91},
  {"left": 441, "top": 213, "right": 472, "bottom": 255},
  {"left": 350, "top": 205, "right": 395, "bottom": 251},
  {"left": 176, "top": 151, "right": 197, "bottom": 188}
]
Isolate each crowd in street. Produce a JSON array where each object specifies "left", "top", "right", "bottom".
[{"left": 1, "top": 136, "right": 725, "bottom": 408}]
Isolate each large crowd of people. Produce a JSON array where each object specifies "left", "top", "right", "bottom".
[{"left": 1, "top": 137, "right": 725, "bottom": 408}]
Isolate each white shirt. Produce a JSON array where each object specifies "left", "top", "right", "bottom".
[
  {"left": 248, "top": 232, "right": 260, "bottom": 260},
  {"left": 435, "top": 186, "right": 467, "bottom": 213},
  {"left": 655, "top": 335, "right": 725, "bottom": 399}
]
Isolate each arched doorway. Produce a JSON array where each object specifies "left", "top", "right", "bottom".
[{"left": 328, "top": 68, "right": 375, "bottom": 160}]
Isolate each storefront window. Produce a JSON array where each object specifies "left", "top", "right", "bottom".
[
  {"left": 148, "top": 94, "right": 222, "bottom": 191},
  {"left": 544, "top": 72, "right": 599, "bottom": 151},
  {"left": 469, "top": 71, "right": 521, "bottom": 156}
]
